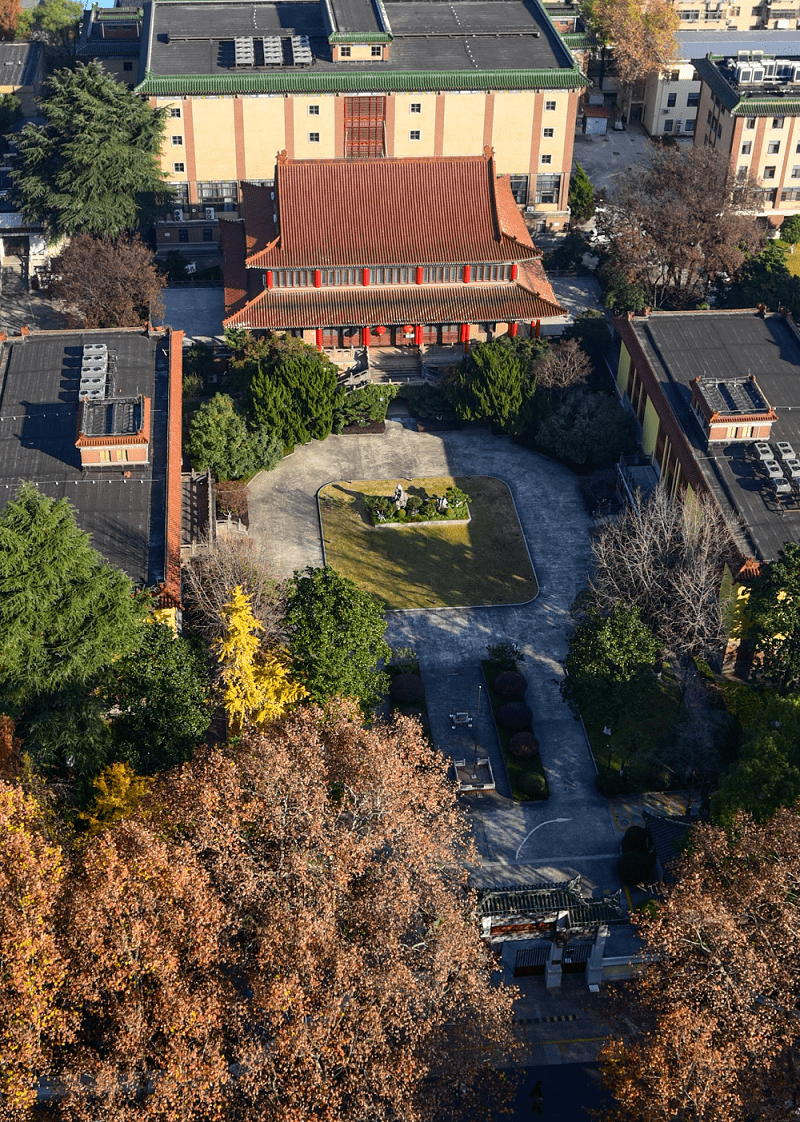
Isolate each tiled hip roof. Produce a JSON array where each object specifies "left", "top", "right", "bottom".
[{"left": 223, "top": 281, "right": 568, "bottom": 329}]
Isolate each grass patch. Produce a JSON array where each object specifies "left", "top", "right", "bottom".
[
  {"left": 319, "top": 476, "right": 537, "bottom": 610},
  {"left": 786, "top": 243, "right": 800, "bottom": 277},
  {"left": 581, "top": 669, "right": 682, "bottom": 793},
  {"left": 482, "top": 660, "right": 549, "bottom": 801}
]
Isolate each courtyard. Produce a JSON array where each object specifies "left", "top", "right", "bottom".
[
  {"left": 318, "top": 475, "right": 538, "bottom": 609},
  {"left": 248, "top": 420, "right": 621, "bottom": 893}
]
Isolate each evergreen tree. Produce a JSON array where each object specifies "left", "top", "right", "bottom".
[
  {"left": 568, "top": 162, "right": 595, "bottom": 222},
  {"left": 448, "top": 340, "right": 526, "bottom": 433},
  {"left": 187, "top": 393, "right": 282, "bottom": 480},
  {"left": 285, "top": 566, "right": 390, "bottom": 712},
  {"left": 11, "top": 62, "right": 170, "bottom": 239},
  {"left": 103, "top": 623, "right": 212, "bottom": 774},
  {"left": 780, "top": 213, "right": 800, "bottom": 245},
  {"left": 241, "top": 334, "right": 344, "bottom": 449},
  {"left": 746, "top": 541, "right": 800, "bottom": 693},
  {"left": 0, "top": 484, "right": 148, "bottom": 708},
  {"left": 562, "top": 603, "right": 658, "bottom": 721}
]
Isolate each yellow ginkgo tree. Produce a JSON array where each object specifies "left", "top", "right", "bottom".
[
  {"left": 216, "top": 585, "right": 307, "bottom": 733},
  {"left": 80, "top": 762, "right": 152, "bottom": 835}
]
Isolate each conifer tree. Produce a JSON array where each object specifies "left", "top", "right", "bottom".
[
  {"left": 216, "top": 586, "right": 306, "bottom": 733},
  {"left": 11, "top": 62, "right": 170, "bottom": 239},
  {"left": 0, "top": 484, "right": 148, "bottom": 708}
]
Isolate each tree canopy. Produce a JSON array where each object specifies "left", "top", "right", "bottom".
[
  {"left": 15, "top": 0, "right": 82, "bottom": 45},
  {"left": 593, "top": 0, "right": 678, "bottom": 115},
  {"left": 238, "top": 333, "right": 344, "bottom": 449},
  {"left": 448, "top": 340, "right": 528, "bottom": 432},
  {"left": 0, "top": 484, "right": 148, "bottom": 709},
  {"left": 44, "top": 234, "right": 165, "bottom": 327},
  {"left": 563, "top": 603, "right": 658, "bottom": 721},
  {"left": 601, "top": 807, "right": 800, "bottom": 1122},
  {"left": 285, "top": 565, "right": 390, "bottom": 711},
  {"left": 568, "top": 162, "right": 595, "bottom": 223},
  {"left": 533, "top": 385, "right": 636, "bottom": 470},
  {"left": 598, "top": 146, "right": 762, "bottom": 308},
  {"left": 11, "top": 62, "right": 170, "bottom": 240},
  {"left": 186, "top": 392, "right": 282, "bottom": 480},
  {"left": 0, "top": 703, "right": 516, "bottom": 1122},
  {"left": 746, "top": 542, "right": 800, "bottom": 693}
]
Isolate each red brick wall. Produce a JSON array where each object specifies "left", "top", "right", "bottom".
[{"left": 162, "top": 328, "right": 184, "bottom": 608}]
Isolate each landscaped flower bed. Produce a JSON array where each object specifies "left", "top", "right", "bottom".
[
  {"left": 387, "top": 650, "right": 432, "bottom": 742},
  {"left": 482, "top": 659, "right": 550, "bottom": 801},
  {"left": 366, "top": 485, "right": 470, "bottom": 526}
]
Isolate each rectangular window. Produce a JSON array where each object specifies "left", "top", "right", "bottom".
[
  {"left": 545, "top": 100, "right": 556, "bottom": 110},
  {"left": 173, "top": 162, "right": 185, "bottom": 173},
  {"left": 541, "top": 153, "right": 552, "bottom": 164},
  {"left": 123, "top": 61, "right": 133, "bottom": 71},
  {"left": 664, "top": 119, "right": 674, "bottom": 132},
  {"left": 535, "top": 172, "right": 562, "bottom": 205},
  {"left": 768, "top": 140, "right": 781, "bottom": 153},
  {"left": 371, "top": 44, "right": 381, "bottom": 56},
  {"left": 409, "top": 129, "right": 421, "bottom": 141},
  {"left": 543, "top": 127, "right": 554, "bottom": 137},
  {"left": 169, "top": 106, "right": 181, "bottom": 118},
  {"left": 340, "top": 45, "right": 351, "bottom": 56},
  {"left": 687, "top": 92, "right": 699, "bottom": 107},
  {"left": 308, "top": 132, "right": 320, "bottom": 142},
  {"left": 178, "top": 228, "right": 188, "bottom": 242},
  {"left": 685, "top": 118, "right": 696, "bottom": 132},
  {"left": 508, "top": 173, "right": 529, "bottom": 203},
  {"left": 792, "top": 166, "right": 800, "bottom": 178},
  {"left": 198, "top": 181, "right": 238, "bottom": 204},
  {"left": 679, "top": 9, "right": 700, "bottom": 18},
  {"left": 99, "top": 449, "right": 111, "bottom": 462},
  {"left": 171, "top": 182, "right": 189, "bottom": 206},
  {"left": 747, "top": 117, "right": 756, "bottom": 128},
  {"left": 738, "top": 165, "right": 748, "bottom": 177},
  {"left": 202, "top": 227, "right": 213, "bottom": 241},
  {"left": 741, "top": 141, "right": 752, "bottom": 154},
  {"left": 764, "top": 166, "right": 777, "bottom": 178},
  {"left": 707, "top": 109, "right": 713, "bottom": 124},
  {"left": 410, "top": 102, "right": 421, "bottom": 113},
  {"left": 773, "top": 117, "right": 785, "bottom": 129},
  {"left": 116, "top": 449, "right": 129, "bottom": 462},
  {"left": 308, "top": 104, "right": 319, "bottom": 115},
  {"left": 782, "top": 187, "right": 800, "bottom": 200},
  {"left": 171, "top": 135, "right": 183, "bottom": 146},
  {"left": 667, "top": 92, "right": 677, "bottom": 107}
]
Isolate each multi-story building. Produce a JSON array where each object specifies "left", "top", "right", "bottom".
[
  {"left": 694, "top": 51, "right": 800, "bottom": 218},
  {"left": 221, "top": 152, "right": 568, "bottom": 349},
  {"left": 131, "top": 0, "right": 587, "bottom": 240},
  {"left": 669, "top": 0, "right": 761, "bottom": 31}
]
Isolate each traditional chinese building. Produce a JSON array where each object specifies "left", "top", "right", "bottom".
[{"left": 220, "top": 151, "right": 568, "bottom": 348}]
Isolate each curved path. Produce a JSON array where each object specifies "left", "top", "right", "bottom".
[{"left": 248, "top": 422, "right": 620, "bottom": 889}]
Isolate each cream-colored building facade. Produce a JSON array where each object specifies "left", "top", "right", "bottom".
[{"left": 136, "top": 0, "right": 587, "bottom": 239}]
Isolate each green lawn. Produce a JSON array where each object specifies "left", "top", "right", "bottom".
[
  {"left": 787, "top": 244, "right": 800, "bottom": 278},
  {"left": 581, "top": 671, "right": 682, "bottom": 793},
  {"left": 318, "top": 476, "right": 537, "bottom": 609}
]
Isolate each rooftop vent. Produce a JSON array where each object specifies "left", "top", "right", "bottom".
[{"left": 291, "top": 34, "right": 312, "bottom": 65}]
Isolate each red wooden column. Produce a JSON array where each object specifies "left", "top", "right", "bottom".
[
  {"left": 362, "top": 268, "right": 370, "bottom": 286},
  {"left": 315, "top": 327, "right": 323, "bottom": 350},
  {"left": 363, "top": 326, "right": 371, "bottom": 348},
  {"left": 511, "top": 263, "right": 518, "bottom": 281},
  {"left": 314, "top": 269, "right": 322, "bottom": 288},
  {"left": 509, "top": 321, "right": 518, "bottom": 337},
  {"left": 416, "top": 266, "right": 424, "bottom": 285},
  {"left": 266, "top": 270, "right": 273, "bottom": 290},
  {"left": 414, "top": 325, "right": 423, "bottom": 345},
  {"left": 460, "top": 323, "right": 469, "bottom": 343},
  {"left": 463, "top": 264, "right": 471, "bottom": 283}
]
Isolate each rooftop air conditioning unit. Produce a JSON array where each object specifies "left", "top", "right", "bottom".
[
  {"left": 205, "top": 206, "right": 216, "bottom": 220},
  {"left": 173, "top": 207, "right": 184, "bottom": 221}
]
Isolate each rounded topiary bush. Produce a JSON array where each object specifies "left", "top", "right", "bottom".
[
  {"left": 496, "top": 700, "right": 532, "bottom": 731},
  {"left": 595, "top": 770, "right": 626, "bottom": 797},
  {"left": 493, "top": 670, "right": 528, "bottom": 699},
  {"left": 508, "top": 731, "right": 540, "bottom": 759},
  {"left": 618, "top": 849, "right": 656, "bottom": 886},
  {"left": 520, "top": 772, "right": 548, "bottom": 799},
  {"left": 390, "top": 673, "right": 426, "bottom": 704},
  {"left": 621, "top": 825, "right": 655, "bottom": 855}
]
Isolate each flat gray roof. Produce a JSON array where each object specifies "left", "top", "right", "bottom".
[
  {"left": 676, "top": 29, "right": 800, "bottom": 60},
  {"left": 145, "top": 0, "right": 573, "bottom": 76},
  {"left": 631, "top": 310, "right": 800, "bottom": 564}
]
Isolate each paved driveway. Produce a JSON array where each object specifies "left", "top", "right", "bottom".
[{"left": 248, "top": 423, "right": 620, "bottom": 890}]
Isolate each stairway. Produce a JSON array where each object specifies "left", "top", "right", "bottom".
[{"left": 368, "top": 346, "right": 422, "bottom": 384}]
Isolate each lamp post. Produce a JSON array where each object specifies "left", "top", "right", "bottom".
[{"left": 471, "top": 684, "right": 482, "bottom": 779}]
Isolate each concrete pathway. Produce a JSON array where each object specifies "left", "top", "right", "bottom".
[{"left": 247, "top": 423, "right": 620, "bottom": 889}]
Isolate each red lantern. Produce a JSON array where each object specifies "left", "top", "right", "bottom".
[
  {"left": 375, "top": 325, "right": 386, "bottom": 336},
  {"left": 403, "top": 325, "right": 413, "bottom": 333}
]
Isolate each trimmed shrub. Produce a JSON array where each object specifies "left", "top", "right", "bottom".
[
  {"left": 618, "top": 849, "right": 657, "bottom": 886},
  {"left": 493, "top": 670, "right": 528, "bottom": 699},
  {"left": 520, "top": 772, "right": 548, "bottom": 799},
  {"left": 496, "top": 701, "right": 533, "bottom": 731},
  {"left": 390, "top": 673, "right": 426, "bottom": 704},
  {"left": 595, "top": 769, "right": 626, "bottom": 797},
  {"left": 621, "top": 825, "right": 655, "bottom": 855},
  {"left": 508, "top": 731, "right": 540, "bottom": 759}
]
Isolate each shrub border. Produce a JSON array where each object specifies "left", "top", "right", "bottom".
[{"left": 481, "top": 659, "right": 550, "bottom": 802}]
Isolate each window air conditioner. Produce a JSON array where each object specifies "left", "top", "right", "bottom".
[
  {"left": 173, "top": 208, "right": 184, "bottom": 221},
  {"left": 205, "top": 206, "right": 216, "bottom": 220}
]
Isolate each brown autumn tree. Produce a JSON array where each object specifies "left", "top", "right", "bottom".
[
  {"left": 45, "top": 703, "right": 515, "bottom": 1122},
  {"left": 0, "top": 783, "right": 71, "bottom": 1116},
  {"left": 0, "top": 0, "right": 19, "bottom": 39},
  {"left": 597, "top": 145, "right": 763, "bottom": 308},
  {"left": 44, "top": 234, "right": 165, "bottom": 328},
  {"left": 600, "top": 808, "right": 800, "bottom": 1122},
  {"left": 593, "top": 0, "right": 678, "bottom": 118},
  {"left": 534, "top": 337, "right": 592, "bottom": 392},
  {"left": 182, "top": 533, "right": 286, "bottom": 644}
]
